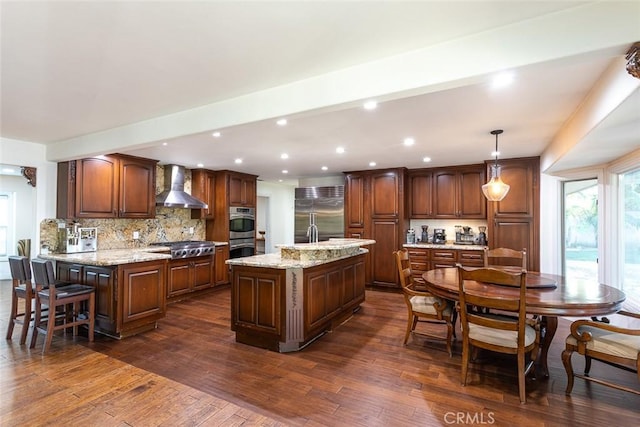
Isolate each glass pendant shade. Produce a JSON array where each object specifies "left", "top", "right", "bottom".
[{"left": 482, "top": 164, "right": 510, "bottom": 201}]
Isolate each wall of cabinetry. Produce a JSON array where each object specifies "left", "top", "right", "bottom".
[
  {"left": 486, "top": 157, "right": 540, "bottom": 272},
  {"left": 57, "top": 154, "right": 157, "bottom": 219},
  {"left": 409, "top": 164, "right": 485, "bottom": 219},
  {"left": 344, "top": 168, "right": 409, "bottom": 288}
]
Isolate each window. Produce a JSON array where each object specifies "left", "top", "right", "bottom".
[
  {"left": 620, "top": 168, "right": 640, "bottom": 298},
  {"left": 563, "top": 179, "right": 598, "bottom": 284},
  {"left": 0, "top": 192, "right": 15, "bottom": 259}
]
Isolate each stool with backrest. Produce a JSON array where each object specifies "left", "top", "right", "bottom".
[
  {"left": 395, "top": 249, "right": 455, "bottom": 356},
  {"left": 29, "top": 258, "right": 95, "bottom": 353},
  {"left": 457, "top": 264, "right": 540, "bottom": 403},
  {"left": 562, "top": 311, "right": 640, "bottom": 395},
  {"left": 7, "top": 256, "right": 36, "bottom": 344}
]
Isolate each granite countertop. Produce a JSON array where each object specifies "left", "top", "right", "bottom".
[
  {"left": 226, "top": 248, "right": 369, "bottom": 269},
  {"left": 403, "top": 242, "right": 487, "bottom": 251},
  {"left": 275, "top": 238, "right": 376, "bottom": 251},
  {"left": 275, "top": 238, "right": 376, "bottom": 261},
  {"left": 38, "top": 246, "right": 173, "bottom": 266}
]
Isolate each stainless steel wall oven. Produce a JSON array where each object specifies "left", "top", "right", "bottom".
[{"left": 229, "top": 207, "right": 255, "bottom": 258}]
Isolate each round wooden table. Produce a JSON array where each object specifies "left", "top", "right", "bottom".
[{"left": 422, "top": 267, "right": 626, "bottom": 377}]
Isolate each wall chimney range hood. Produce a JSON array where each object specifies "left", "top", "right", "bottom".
[{"left": 156, "top": 164, "right": 208, "bottom": 209}]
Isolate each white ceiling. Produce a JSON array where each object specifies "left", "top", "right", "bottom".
[{"left": 1, "top": 1, "right": 639, "bottom": 185}]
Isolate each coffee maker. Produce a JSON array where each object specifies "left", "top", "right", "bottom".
[
  {"left": 476, "top": 226, "right": 488, "bottom": 246},
  {"left": 433, "top": 228, "right": 446, "bottom": 244}
]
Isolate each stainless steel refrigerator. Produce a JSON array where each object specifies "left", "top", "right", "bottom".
[{"left": 294, "top": 186, "right": 344, "bottom": 243}]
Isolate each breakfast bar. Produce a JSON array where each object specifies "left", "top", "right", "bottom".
[{"left": 227, "top": 238, "right": 375, "bottom": 352}]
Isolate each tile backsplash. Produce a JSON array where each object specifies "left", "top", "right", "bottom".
[{"left": 40, "top": 207, "right": 206, "bottom": 253}]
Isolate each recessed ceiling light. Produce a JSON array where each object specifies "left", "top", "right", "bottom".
[
  {"left": 282, "top": 170, "right": 288, "bottom": 174},
  {"left": 280, "top": 153, "right": 289, "bottom": 159},
  {"left": 196, "top": 163, "right": 204, "bottom": 168},
  {"left": 162, "top": 142, "right": 168, "bottom": 146},
  {"left": 369, "top": 161, "right": 377, "bottom": 167},
  {"left": 234, "top": 158, "right": 242, "bottom": 164},
  {"left": 491, "top": 150, "right": 500, "bottom": 157},
  {"left": 363, "top": 100, "right": 377, "bottom": 110},
  {"left": 212, "top": 131, "right": 221, "bottom": 138},
  {"left": 321, "top": 166, "right": 328, "bottom": 171},
  {"left": 403, "top": 137, "right": 415, "bottom": 146},
  {"left": 336, "top": 147, "right": 345, "bottom": 154},
  {"left": 278, "top": 179, "right": 283, "bottom": 182},
  {"left": 491, "top": 71, "right": 515, "bottom": 89},
  {"left": 276, "top": 118, "right": 287, "bottom": 126},
  {"left": 422, "top": 157, "right": 432, "bottom": 163}
]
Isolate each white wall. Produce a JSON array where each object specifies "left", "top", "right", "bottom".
[{"left": 256, "top": 181, "right": 295, "bottom": 253}]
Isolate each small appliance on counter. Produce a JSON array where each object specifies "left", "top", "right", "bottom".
[
  {"left": 476, "top": 226, "right": 488, "bottom": 246},
  {"left": 455, "top": 225, "right": 476, "bottom": 245},
  {"left": 406, "top": 229, "right": 416, "bottom": 244},
  {"left": 420, "top": 225, "right": 429, "bottom": 243},
  {"left": 57, "top": 223, "right": 98, "bottom": 253},
  {"left": 433, "top": 228, "right": 446, "bottom": 244}
]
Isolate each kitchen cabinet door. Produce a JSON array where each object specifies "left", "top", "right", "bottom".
[
  {"left": 118, "top": 155, "right": 156, "bottom": 218},
  {"left": 119, "top": 260, "right": 166, "bottom": 327},
  {"left": 371, "top": 219, "right": 401, "bottom": 288},
  {"left": 191, "top": 169, "right": 216, "bottom": 219},
  {"left": 167, "top": 259, "right": 192, "bottom": 297},
  {"left": 409, "top": 172, "right": 433, "bottom": 218},
  {"left": 75, "top": 156, "right": 119, "bottom": 218},
  {"left": 371, "top": 170, "right": 401, "bottom": 217},
  {"left": 83, "top": 265, "right": 117, "bottom": 333},
  {"left": 345, "top": 173, "right": 367, "bottom": 228},
  {"left": 229, "top": 172, "right": 256, "bottom": 207},
  {"left": 215, "top": 245, "right": 230, "bottom": 285},
  {"left": 432, "top": 166, "right": 485, "bottom": 219}
]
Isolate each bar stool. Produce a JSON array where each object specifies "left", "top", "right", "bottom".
[
  {"left": 30, "top": 259, "right": 96, "bottom": 353},
  {"left": 7, "top": 256, "right": 36, "bottom": 344}
]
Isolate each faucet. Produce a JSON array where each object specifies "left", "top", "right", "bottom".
[{"left": 306, "top": 212, "right": 319, "bottom": 244}]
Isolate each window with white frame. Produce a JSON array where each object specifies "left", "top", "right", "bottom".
[
  {"left": 620, "top": 167, "right": 640, "bottom": 298},
  {"left": 0, "top": 192, "right": 16, "bottom": 259}
]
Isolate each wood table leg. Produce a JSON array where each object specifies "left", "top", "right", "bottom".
[{"left": 539, "top": 315, "right": 557, "bottom": 378}]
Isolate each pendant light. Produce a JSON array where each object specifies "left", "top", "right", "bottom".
[{"left": 482, "top": 129, "right": 510, "bottom": 201}]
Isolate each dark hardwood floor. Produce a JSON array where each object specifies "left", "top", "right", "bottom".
[{"left": 1, "top": 280, "right": 638, "bottom": 426}]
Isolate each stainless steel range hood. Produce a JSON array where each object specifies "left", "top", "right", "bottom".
[{"left": 156, "top": 164, "right": 208, "bottom": 209}]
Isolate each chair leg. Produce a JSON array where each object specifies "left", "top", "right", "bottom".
[
  {"left": 6, "top": 291, "right": 18, "bottom": 340},
  {"left": 403, "top": 313, "right": 415, "bottom": 344},
  {"left": 460, "top": 341, "right": 470, "bottom": 386},
  {"left": 445, "top": 320, "right": 453, "bottom": 357},
  {"left": 30, "top": 297, "right": 42, "bottom": 349},
  {"left": 19, "top": 297, "right": 32, "bottom": 345},
  {"left": 561, "top": 348, "right": 575, "bottom": 394},
  {"left": 43, "top": 304, "right": 56, "bottom": 353},
  {"left": 517, "top": 351, "right": 526, "bottom": 404},
  {"left": 584, "top": 355, "right": 592, "bottom": 375},
  {"left": 88, "top": 293, "right": 95, "bottom": 343}
]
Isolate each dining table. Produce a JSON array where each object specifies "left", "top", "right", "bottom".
[{"left": 422, "top": 266, "right": 626, "bottom": 377}]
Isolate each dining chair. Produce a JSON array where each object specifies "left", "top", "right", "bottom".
[
  {"left": 29, "top": 258, "right": 96, "bottom": 353},
  {"left": 7, "top": 256, "right": 36, "bottom": 344},
  {"left": 457, "top": 264, "right": 540, "bottom": 404},
  {"left": 394, "top": 249, "right": 454, "bottom": 357},
  {"left": 483, "top": 247, "right": 527, "bottom": 269},
  {"left": 562, "top": 311, "right": 640, "bottom": 395}
]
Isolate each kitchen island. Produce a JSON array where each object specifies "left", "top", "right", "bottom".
[
  {"left": 227, "top": 238, "right": 375, "bottom": 352},
  {"left": 39, "top": 247, "right": 172, "bottom": 338}
]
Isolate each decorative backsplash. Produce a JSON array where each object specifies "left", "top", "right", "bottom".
[{"left": 40, "top": 210, "right": 206, "bottom": 253}]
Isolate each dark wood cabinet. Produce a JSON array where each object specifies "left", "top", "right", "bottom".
[
  {"left": 344, "top": 168, "right": 408, "bottom": 288},
  {"left": 167, "top": 255, "right": 214, "bottom": 299},
  {"left": 207, "top": 170, "right": 258, "bottom": 263},
  {"left": 57, "top": 154, "right": 157, "bottom": 219},
  {"left": 432, "top": 165, "right": 486, "bottom": 219},
  {"left": 215, "top": 245, "right": 230, "bottom": 285},
  {"left": 191, "top": 169, "right": 216, "bottom": 219},
  {"left": 486, "top": 157, "right": 540, "bottom": 272},
  {"left": 228, "top": 172, "right": 257, "bottom": 207},
  {"left": 345, "top": 173, "right": 367, "bottom": 228},
  {"left": 406, "top": 247, "right": 484, "bottom": 282},
  {"left": 56, "top": 259, "right": 167, "bottom": 338},
  {"left": 231, "top": 254, "right": 365, "bottom": 352},
  {"left": 409, "top": 172, "right": 433, "bottom": 218}
]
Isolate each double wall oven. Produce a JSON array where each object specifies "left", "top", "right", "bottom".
[{"left": 229, "top": 207, "right": 255, "bottom": 258}]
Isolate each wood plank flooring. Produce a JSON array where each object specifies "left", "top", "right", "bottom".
[{"left": 1, "top": 281, "right": 638, "bottom": 426}]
